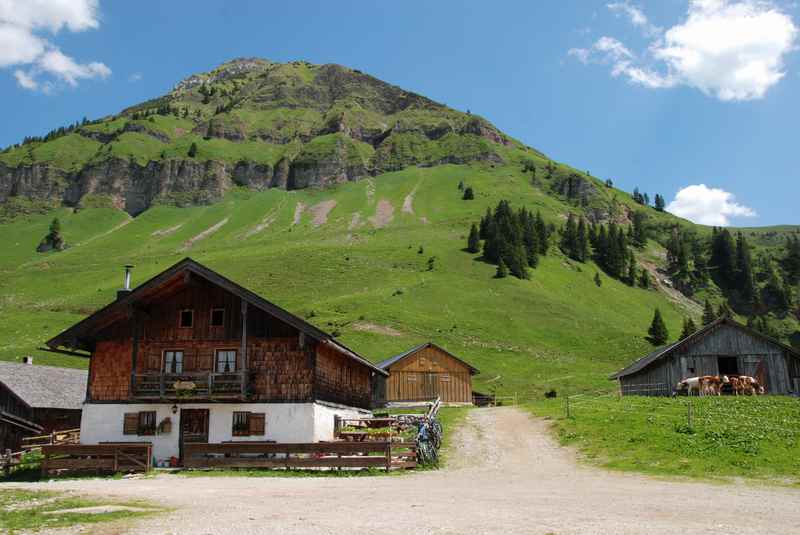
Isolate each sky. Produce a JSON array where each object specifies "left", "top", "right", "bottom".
[{"left": 1, "top": 0, "right": 799, "bottom": 227}]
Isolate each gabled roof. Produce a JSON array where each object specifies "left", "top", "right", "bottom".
[
  {"left": 377, "top": 342, "right": 479, "bottom": 374},
  {"left": 46, "top": 258, "right": 387, "bottom": 376},
  {"left": 0, "top": 361, "right": 87, "bottom": 409},
  {"left": 610, "top": 316, "right": 800, "bottom": 380}
]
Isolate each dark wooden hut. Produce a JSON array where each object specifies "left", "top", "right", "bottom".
[
  {"left": 611, "top": 317, "right": 800, "bottom": 396},
  {"left": 0, "top": 359, "right": 86, "bottom": 451},
  {"left": 373, "top": 343, "right": 478, "bottom": 405}
]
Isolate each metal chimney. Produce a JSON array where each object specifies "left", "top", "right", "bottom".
[
  {"left": 124, "top": 265, "right": 133, "bottom": 290},
  {"left": 117, "top": 265, "right": 134, "bottom": 300}
]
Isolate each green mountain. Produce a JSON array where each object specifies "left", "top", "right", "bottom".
[{"left": 1, "top": 59, "right": 798, "bottom": 396}]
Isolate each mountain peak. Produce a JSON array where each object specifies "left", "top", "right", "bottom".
[{"left": 0, "top": 58, "right": 516, "bottom": 215}]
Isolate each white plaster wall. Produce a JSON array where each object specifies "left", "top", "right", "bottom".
[{"left": 81, "top": 402, "right": 318, "bottom": 462}]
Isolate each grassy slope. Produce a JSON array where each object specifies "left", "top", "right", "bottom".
[
  {"left": 531, "top": 397, "right": 800, "bottom": 483},
  {"left": 0, "top": 161, "right": 691, "bottom": 393}
]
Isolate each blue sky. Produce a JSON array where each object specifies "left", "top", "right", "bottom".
[{"left": 1, "top": 0, "right": 798, "bottom": 226}]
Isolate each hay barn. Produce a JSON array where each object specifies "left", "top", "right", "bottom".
[
  {"left": 611, "top": 317, "right": 800, "bottom": 396},
  {"left": 373, "top": 343, "right": 478, "bottom": 405}
]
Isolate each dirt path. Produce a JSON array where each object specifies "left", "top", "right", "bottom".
[{"left": 7, "top": 408, "right": 800, "bottom": 534}]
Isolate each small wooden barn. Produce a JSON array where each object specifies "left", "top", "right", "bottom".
[
  {"left": 0, "top": 359, "right": 86, "bottom": 451},
  {"left": 373, "top": 343, "right": 478, "bottom": 405},
  {"left": 611, "top": 317, "right": 800, "bottom": 396}
]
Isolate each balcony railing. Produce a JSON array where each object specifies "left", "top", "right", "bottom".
[{"left": 132, "top": 371, "right": 246, "bottom": 400}]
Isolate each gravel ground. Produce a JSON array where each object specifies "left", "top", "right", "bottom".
[{"left": 6, "top": 407, "right": 800, "bottom": 535}]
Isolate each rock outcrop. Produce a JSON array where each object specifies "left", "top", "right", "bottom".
[{"left": 0, "top": 58, "right": 516, "bottom": 216}]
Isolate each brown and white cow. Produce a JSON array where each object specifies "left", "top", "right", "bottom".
[
  {"left": 676, "top": 376, "right": 729, "bottom": 396},
  {"left": 738, "top": 375, "right": 765, "bottom": 395}
]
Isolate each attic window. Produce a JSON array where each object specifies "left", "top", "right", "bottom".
[
  {"left": 210, "top": 308, "right": 225, "bottom": 327},
  {"left": 179, "top": 309, "right": 194, "bottom": 328}
]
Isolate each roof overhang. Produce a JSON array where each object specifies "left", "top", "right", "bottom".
[{"left": 377, "top": 342, "right": 479, "bottom": 375}]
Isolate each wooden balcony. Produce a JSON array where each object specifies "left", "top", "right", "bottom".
[{"left": 132, "top": 372, "right": 247, "bottom": 401}]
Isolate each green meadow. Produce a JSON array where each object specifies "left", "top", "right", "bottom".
[{"left": 0, "top": 162, "right": 692, "bottom": 394}]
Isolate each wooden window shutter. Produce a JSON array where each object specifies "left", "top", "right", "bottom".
[
  {"left": 249, "top": 413, "right": 265, "bottom": 436},
  {"left": 123, "top": 413, "right": 139, "bottom": 435}
]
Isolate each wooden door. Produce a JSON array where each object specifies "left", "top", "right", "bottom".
[
  {"left": 179, "top": 408, "right": 209, "bottom": 462},
  {"left": 423, "top": 373, "right": 438, "bottom": 400}
]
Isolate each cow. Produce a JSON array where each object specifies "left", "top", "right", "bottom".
[
  {"left": 738, "top": 375, "right": 765, "bottom": 395},
  {"left": 676, "top": 376, "right": 729, "bottom": 396},
  {"left": 676, "top": 377, "right": 702, "bottom": 396},
  {"left": 728, "top": 376, "right": 742, "bottom": 395},
  {"left": 700, "top": 375, "right": 729, "bottom": 396}
]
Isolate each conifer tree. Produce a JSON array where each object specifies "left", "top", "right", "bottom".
[
  {"left": 627, "top": 255, "right": 637, "bottom": 286},
  {"left": 638, "top": 268, "right": 650, "bottom": 289},
  {"left": 702, "top": 300, "right": 716, "bottom": 325},
  {"left": 680, "top": 317, "right": 697, "bottom": 339},
  {"left": 576, "top": 217, "right": 589, "bottom": 262},
  {"left": 188, "top": 142, "right": 198, "bottom": 157},
  {"left": 735, "top": 232, "right": 756, "bottom": 304},
  {"left": 594, "top": 272, "right": 602, "bottom": 287},
  {"left": 466, "top": 224, "right": 481, "bottom": 254},
  {"left": 710, "top": 228, "right": 737, "bottom": 288},
  {"left": 462, "top": 186, "right": 474, "bottom": 200},
  {"left": 647, "top": 308, "right": 669, "bottom": 346},
  {"left": 631, "top": 211, "right": 647, "bottom": 248},
  {"left": 479, "top": 207, "right": 492, "bottom": 239},
  {"left": 496, "top": 258, "right": 508, "bottom": 278},
  {"left": 654, "top": 194, "right": 666, "bottom": 212},
  {"left": 560, "top": 214, "right": 578, "bottom": 260},
  {"left": 781, "top": 235, "right": 800, "bottom": 285}
]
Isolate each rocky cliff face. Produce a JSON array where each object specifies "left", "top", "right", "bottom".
[{"left": 0, "top": 59, "right": 518, "bottom": 216}]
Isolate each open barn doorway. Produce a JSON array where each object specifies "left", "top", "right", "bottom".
[
  {"left": 718, "top": 356, "right": 739, "bottom": 376},
  {"left": 718, "top": 357, "right": 739, "bottom": 394}
]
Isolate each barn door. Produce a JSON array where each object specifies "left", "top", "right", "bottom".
[
  {"left": 741, "top": 356, "right": 768, "bottom": 390},
  {"left": 423, "top": 373, "right": 437, "bottom": 400}
]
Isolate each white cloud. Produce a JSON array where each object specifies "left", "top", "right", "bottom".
[
  {"left": 14, "top": 68, "right": 38, "bottom": 90},
  {"left": 128, "top": 72, "right": 142, "bottom": 83},
  {"left": 0, "top": 0, "right": 110, "bottom": 92},
  {"left": 607, "top": 2, "right": 662, "bottom": 36},
  {"left": 570, "top": 0, "right": 798, "bottom": 101},
  {"left": 666, "top": 184, "right": 757, "bottom": 225}
]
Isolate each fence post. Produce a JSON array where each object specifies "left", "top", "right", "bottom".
[
  {"left": 385, "top": 442, "right": 392, "bottom": 473},
  {"left": 565, "top": 396, "right": 571, "bottom": 418},
  {"left": 687, "top": 400, "right": 693, "bottom": 429}
]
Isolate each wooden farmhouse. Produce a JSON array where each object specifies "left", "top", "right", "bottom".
[
  {"left": 0, "top": 359, "right": 86, "bottom": 451},
  {"left": 45, "top": 258, "right": 386, "bottom": 464},
  {"left": 612, "top": 317, "right": 800, "bottom": 396},
  {"left": 373, "top": 343, "right": 478, "bottom": 405}
]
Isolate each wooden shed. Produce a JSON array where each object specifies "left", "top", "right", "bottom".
[
  {"left": 611, "top": 317, "right": 800, "bottom": 396},
  {"left": 0, "top": 359, "right": 86, "bottom": 451},
  {"left": 373, "top": 343, "right": 478, "bottom": 405}
]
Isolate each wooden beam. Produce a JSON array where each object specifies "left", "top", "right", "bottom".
[
  {"left": 37, "top": 347, "right": 91, "bottom": 358},
  {"left": 129, "top": 308, "right": 140, "bottom": 398},
  {"left": 240, "top": 298, "right": 247, "bottom": 397}
]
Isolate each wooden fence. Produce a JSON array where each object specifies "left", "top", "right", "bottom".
[
  {"left": 183, "top": 441, "right": 417, "bottom": 471},
  {"left": 41, "top": 443, "right": 152, "bottom": 477},
  {"left": 21, "top": 428, "right": 80, "bottom": 450}
]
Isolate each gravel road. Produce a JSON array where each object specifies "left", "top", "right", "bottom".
[{"left": 7, "top": 407, "right": 800, "bottom": 534}]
